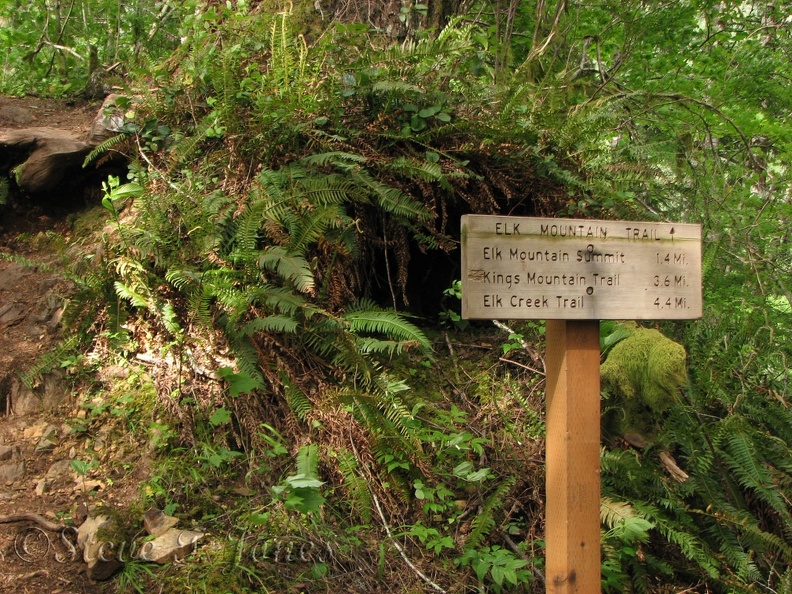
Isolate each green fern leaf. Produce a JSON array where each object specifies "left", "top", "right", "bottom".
[
  {"left": 242, "top": 315, "right": 299, "bottom": 335},
  {"left": 286, "top": 204, "right": 345, "bottom": 255},
  {"left": 342, "top": 308, "right": 430, "bottom": 351},
  {"left": 349, "top": 168, "right": 432, "bottom": 222},
  {"left": 114, "top": 281, "right": 150, "bottom": 310},
  {"left": 83, "top": 133, "right": 129, "bottom": 168},
  {"left": 282, "top": 376, "right": 312, "bottom": 422},
  {"left": 18, "top": 335, "right": 80, "bottom": 389},
  {"left": 386, "top": 156, "right": 450, "bottom": 189},
  {"left": 334, "top": 448, "right": 373, "bottom": 523},
  {"left": 724, "top": 430, "right": 788, "bottom": 516},
  {"left": 467, "top": 476, "right": 517, "bottom": 549},
  {"left": 601, "top": 497, "right": 639, "bottom": 530},
  {"left": 263, "top": 286, "right": 313, "bottom": 318},
  {"left": 299, "top": 152, "right": 368, "bottom": 168},
  {"left": 259, "top": 247, "right": 315, "bottom": 293}
]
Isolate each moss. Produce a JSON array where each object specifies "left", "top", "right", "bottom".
[
  {"left": 68, "top": 204, "right": 112, "bottom": 239},
  {"left": 601, "top": 327, "right": 687, "bottom": 444}
]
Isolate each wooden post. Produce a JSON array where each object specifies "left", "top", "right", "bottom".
[
  {"left": 460, "top": 215, "right": 701, "bottom": 593},
  {"left": 545, "top": 320, "right": 601, "bottom": 594}
]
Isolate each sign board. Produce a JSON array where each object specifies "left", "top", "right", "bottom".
[{"left": 461, "top": 215, "right": 702, "bottom": 320}]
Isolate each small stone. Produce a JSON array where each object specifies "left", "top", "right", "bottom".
[
  {"left": 0, "top": 303, "right": 24, "bottom": 326},
  {"left": 78, "top": 479, "right": 105, "bottom": 493},
  {"left": 36, "top": 426, "right": 59, "bottom": 452},
  {"left": 0, "top": 461, "right": 25, "bottom": 484},
  {"left": 23, "top": 421, "right": 49, "bottom": 440},
  {"left": 0, "top": 445, "right": 20, "bottom": 462},
  {"left": 143, "top": 508, "right": 179, "bottom": 537},
  {"left": 77, "top": 514, "right": 124, "bottom": 580},
  {"left": 35, "top": 478, "right": 50, "bottom": 495},
  {"left": 138, "top": 528, "right": 204, "bottom": 564},
  {"left": 46, "top": 459, "right": 74, "bottom": 479}
]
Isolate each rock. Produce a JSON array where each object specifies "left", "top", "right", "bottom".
[
  {"left": 138, "top": 528, "right": 204, "bottom": 564},
  {"left": 77, "top": 514, "right": 124, "bottom": 581},
  {"left": 0, "top": 460, "right": 25, "bottom": 484},
  {"left": 0, "top": 444, "right": 20, "bottom": 462},
  {"left": 0, "top": 303, "right": 25, "bottom": 327},
  {"left": 77, "top": 479, "right": 105, "bottom": 493},
  {"left": 10, "top": 371, "right": 68, "bottom": 416},
  {"left": 0, "top": 127, "right": 92, "bottom": 195},
  {"left": 35, "top": 424, "right": 60, "bottom": 452},
  {"left": 0, "top": 104, "right": 33, "bottom": 125},
  {"left": 86, "top": 94, "right": 132, "bottom": 146},
  {"left": 0, "top": 96, "right": 131, "bottom": 207},
  {"left": 46, "top": 459, "right": 74, "bottom": 479},
  {"left": 34, "top": 478, "right": 50, "bottom": 495},
  {"left": 24, "top": 420, "right": 50, "bottom": 439},
  {"left": 97, "top": 364, "right": 129, "bottom": 382},
  {"left": 143, "top": 507, "right": 179, "bottom": 537}
]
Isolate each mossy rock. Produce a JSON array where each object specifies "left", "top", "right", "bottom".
[{"left": 600, "top": 327, "right": 687, "bottom": 445}]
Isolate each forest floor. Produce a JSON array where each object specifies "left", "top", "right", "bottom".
[{"left": 0, "top": 95, "right": 123, "bottom": 594}]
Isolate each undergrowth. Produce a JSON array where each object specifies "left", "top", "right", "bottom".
[{"left": 6, "top": 2, "right": 790, "bottom": 593}]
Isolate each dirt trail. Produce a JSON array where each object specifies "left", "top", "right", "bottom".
[{"left": 0, "top": 95, "right": 112, "bottom": 594}]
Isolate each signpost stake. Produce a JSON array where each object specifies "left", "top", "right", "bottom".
[
  {"left": 545, "top": 320, "right": 601, "bottom": 594},
  {"left": 460, "top": 215, "right": 702, "bottom": 594}
]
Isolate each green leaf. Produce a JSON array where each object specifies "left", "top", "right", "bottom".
[
  {"left": 285, "top": 475, "right": 324, "bottom": 489},
  {"left": 217, "top": 367, "right": 262, "bottom": 396},
  {"left": 209, "top": 407, "right": 232, "bottom": 426},
  {"left": 418, "top": 105, "right": 442, "bottom": 118},
  {"left": 285, "top": 487, "right": 326, "bottom": 513},
  {"left": 70, "top": 459, "right": 92, "bottom": 475},
  {"left": 259, "top": 247, "right": 315, "bottom": 293},
  {"left": 248, "top": 512, "right": 269, "bottom": 526},
  {"left": 295, "top": 443, "right": 320, "bottom": 479}
]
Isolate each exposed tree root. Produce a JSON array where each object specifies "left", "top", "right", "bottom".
[{"left": 0, "top": 513, "right": 67, "bottom": 532}]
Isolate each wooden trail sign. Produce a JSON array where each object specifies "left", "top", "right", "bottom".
[
  {"left": 461, "top": 215, "right": 702, "bottom": 320},
  {"left": 460, "top": 216, "right": 703, "bottom": 594}
]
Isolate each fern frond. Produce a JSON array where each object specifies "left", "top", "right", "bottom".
[
  {"left": 601, "top": 497, "right": 639, "bottom": 530},
  {"left": 168, "top": 114, "right": 216, "bottom": 167},
  {"left": 242, "top": 314, "right": 299, "bottom": 335},
  {"left": 339, "top": 379, "right": 417, "bottom": 443},
  {"left": 83, "top": 133, "right": 129, "bottom": 168},
  {"left": 18, "top": 335, "right": 80, "bottom": 389},
  {"left": 165, "top": 268, "right": 202, "bottom": 293},
  {"left": 159, "top": 301, "right": 182, "bottom": 336},
  {"left": 286, "top": 204, "right": 345, "bottom": 255},
  {"left": 225, "top": 333, "right": 265, "bottom": 387},
  {"left": 334, "top": 448, "right": 373, "bottom": 523},
  {"left": 342, "top": 304, "right": 431, "bottom": 352},
  {"left": 299, "top": 152, "right": 368, "bottom": 168},
  {"left": 114, "top": 281, "right": 151, "bottom": 310},
  {"left": 349, "top": 168, "right": 433, "bottom": 222},
  {"left": 299, "top": 175, "right": 359, "bottom": 206},
  {"left": 638, "top": 503, "right": 721, "bottom": 578},
  {"left": 259, "top": 247, "right": 315, "bottom": 294},
  {"left": 723, "top": 430, "right": 789, "bottom": 517},
  {"left": 355, "top": 337, "right": 412, "bottom": 356},
  {"left": 386, "top": 156, "right": 450, "bottom": 189},
  {"left": 262, "top": 286, "right": 313, "bottom": 318},
  {"left": 467, "top": 476, "right": 517, "bottom": 549},
  {"left": 284, "top": 378, "right": 312, "bottom": 422}
]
